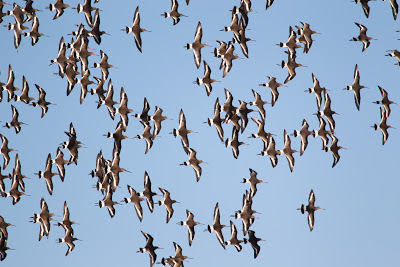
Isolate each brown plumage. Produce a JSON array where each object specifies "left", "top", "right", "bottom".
[{"left": 298, "top": 189, "right": 324, "bottom": 231}]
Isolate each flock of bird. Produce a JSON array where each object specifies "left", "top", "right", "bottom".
[{"left": 0, "top": 0, "right": 398, "bottom": 265}]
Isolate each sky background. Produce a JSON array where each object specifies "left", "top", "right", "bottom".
[{"left": 0, "top": 0, "right": 399, "bottom": 266}]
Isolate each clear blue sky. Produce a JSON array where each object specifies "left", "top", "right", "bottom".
[{"left": 1, "top": 0, "right": 399, "bottom": 266}]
